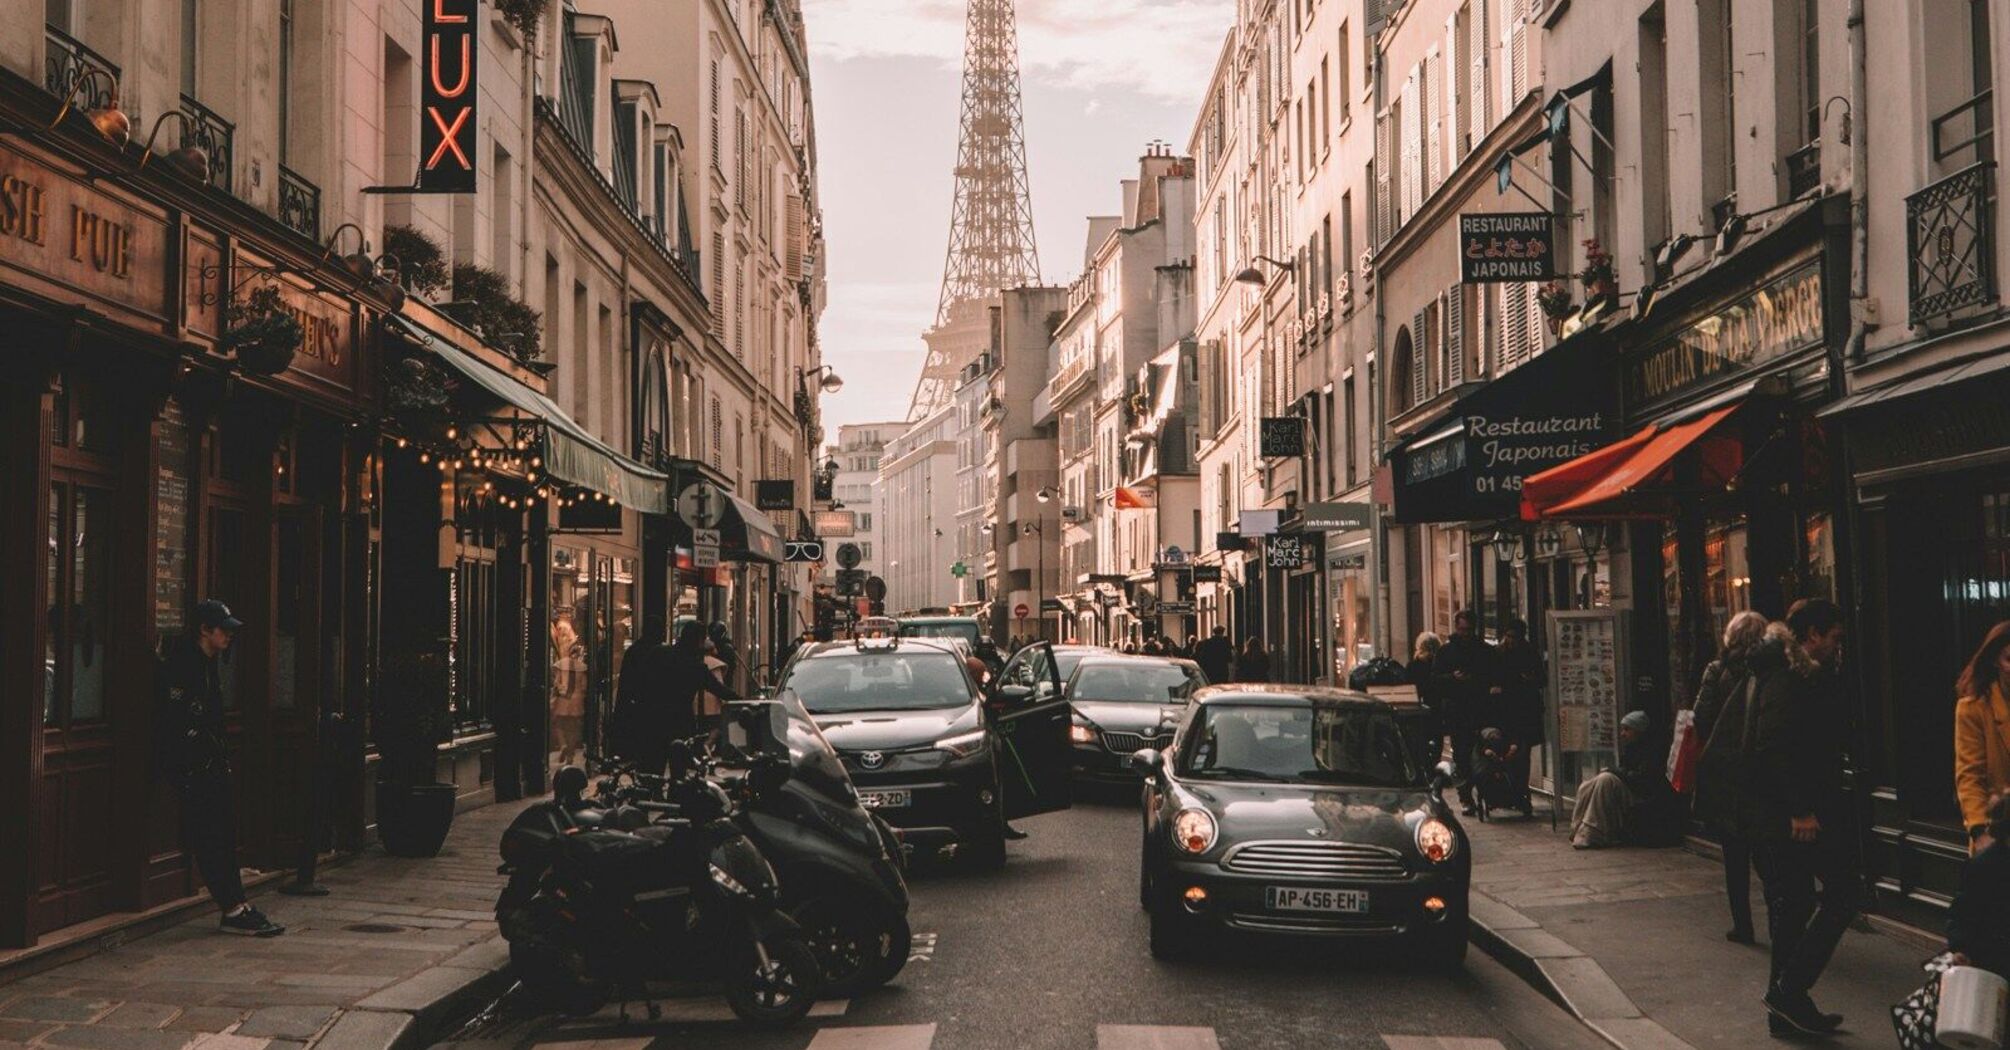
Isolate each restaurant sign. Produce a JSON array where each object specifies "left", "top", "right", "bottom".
[
  {"left": 1627, "top": 259, "right": 1824, "bottom": 405},
  {"left": 419, "top": 0, "right": 479, "bottom": 193},
  {"left": 1459, "top": 213, "right": 1556, "bottom": 282}
]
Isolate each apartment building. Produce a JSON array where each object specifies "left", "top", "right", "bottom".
[
  {"left": 828, "top": 420, "right": 902, "bottom": 581},
  {"left": 879, "top": 406, "right": 960, "bottom": 614},
  {"left": 982, "top": 286, "right": 1068, "bottom": 642}
]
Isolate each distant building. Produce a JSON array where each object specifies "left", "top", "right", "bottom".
[
  {"left": 878, "top": 408, "right": 961, "bottom": 614},
  {"left": 827, "top": 421, "right": 904, "bottom": 581}
]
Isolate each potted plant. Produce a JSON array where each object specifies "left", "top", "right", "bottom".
[
  {"left": 495, "top": 0, "right": 550, "bottom": 37},
  {"left": 1578, "top": 238, "right": 1618, "bottom": 304},
  {"left": 383, "top": 354, "right": 454, "bottom": 416},
  {"left": 450, "top": 263, "right": 544, "bottom": 362},
  {"left": 222, "top": 285, "right": 304, "bottom": 376},
  {"left": 382, "top": 224, "right": 451, "bottom": 298},
  {"left": 1536, "top": 279, "right": 1576, "bottom": 333},
  {"left": 371, "top": 641, "right": 458, "bottom": 857}
]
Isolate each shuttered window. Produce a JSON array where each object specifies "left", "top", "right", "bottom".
[
  {"left": 1411, "top": 306, "right": 1431, "bottom": 406},
  {"left": 1423, "top": 48, "right": 1443, "bottom": 196},
  {"left": 708, "top": 57, "right": 722, "bottom": 172},
  {"left": 1443, "top": 283, "right": 1466, "bottom": 386},
  {"left": 1400, "top": 69, "right": 1421, "bottom": 221},
  {"left": 1502, "top": 0, "right": 1529, "bottom": 114},
  {"left": 1469, "top": 0, "right": 1491, "bottom": 135},
  {"left": 785, "top": 193, "right": 805, "bottom": 280},
  {"left": 1374, "top": 109, "right": 1394, "bottom": 244}
]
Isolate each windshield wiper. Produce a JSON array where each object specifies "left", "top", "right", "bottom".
[
  {"left": 1295, "top": 769, "right": 1408, "bottom": 786},
  {"left": 1186, "top": 765, "right": 1289, "bottom": 782}
]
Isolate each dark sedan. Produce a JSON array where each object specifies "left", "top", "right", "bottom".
[
  {"left": 1065, "top": 657, "right": 1206, "bottom": 782},
  {"left": 1134, "top": 686, "right": 1470, "bottom": 967}
]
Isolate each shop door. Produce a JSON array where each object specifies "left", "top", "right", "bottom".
[
  {"left": 267, "top": 506, "right": 322, "bottom": 866},
  {"left": 205, "top": 499, "right": 259, "bottom": 861},
  {"left": 583, "top": 554, "right": 615, "bottom": 759},
  {"left": 36, "top": 475, "right": 118, "bottom": 933}
]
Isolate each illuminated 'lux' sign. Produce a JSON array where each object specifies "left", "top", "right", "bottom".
[{"left": 419, "top": 0, "right": 477, "bottom": 193}]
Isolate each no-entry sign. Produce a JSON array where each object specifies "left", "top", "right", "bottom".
[{"left": 1014, "top": 603, "right": 1030, "bottom": 619}]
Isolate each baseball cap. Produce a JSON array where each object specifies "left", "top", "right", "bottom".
[{"left": 194, "top": 600, "right": 245, "bottom": 632}]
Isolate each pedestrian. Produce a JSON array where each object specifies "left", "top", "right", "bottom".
[
  {"left": 1955, "top": 621, "right": 2010, "bottom": 854},
  {"left": 1236, "top": 637, "right": 1271, "bottom": 683},
  {"left": 1748, "top": 599, "right": 1855, "bottom": 1037},
  {"left": 154, "top": 600, "right": 284, "bottom": 937},
  {"left": 1947, "top": 792, "right": 2010, "bottom": 980},
  {"left": 549, "top": 612, "right": 587, "bottom": 768},
  {"left": 1569, "top": 710, "right": 1677, "bottom": 847},
  {"left": 610, "top": 614, "right": 677, "bottom": 774},
  {"left": 1495, "top": 618, "right": 1543, "bottom": 817},
  {"left": 1196, "top": 625, "right": 1236, "bottom": 685},
  {"left": 1408, "top": 632, "right": 1445, "bottom": 765},
  {"left": 1692, "top": 610, "right": 1771, "bottom": 945},
  {"left": 708, "top": 621, "right": 742, "bottom": 694},
  {"left": 1433, "top": 611, "right": 1495, "bottom": 816},
  {"left": 1183, "top": 635, "right": 1200, "bottom": 660}
]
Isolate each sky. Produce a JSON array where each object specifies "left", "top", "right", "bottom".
[{"left": 802, "top": 0, "right": 1232, "bottom": 444}]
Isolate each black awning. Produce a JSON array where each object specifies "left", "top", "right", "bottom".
[
  {"left": 1389, "top": 321, "right": 1625, "bottom": 523},
  {"left": 1821, "top": 348, "right": 2010, "bottom": 419},
  {"left": 719, "top": 492, "right": 785, "bottom": 563}
]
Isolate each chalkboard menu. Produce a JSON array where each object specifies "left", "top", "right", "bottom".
[{"left": 154, "top": 399, "right": 193, "bottom": 633}]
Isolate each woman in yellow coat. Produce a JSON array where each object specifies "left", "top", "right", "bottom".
[{"left": 1955, "top": 621, "right": 2010, "bottom": 853}]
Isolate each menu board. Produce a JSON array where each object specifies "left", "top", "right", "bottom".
[
  {"left": 1549, "top": 610, "right": 1621, "bottom": 753},
  {"left": 154, "top": 399, "right": 192, "bottom": 633}
]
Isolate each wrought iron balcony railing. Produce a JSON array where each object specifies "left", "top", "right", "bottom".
[
  {"left": 1907, "top": 161, "right": 1998, "bottom": 328},
  {"left": 1786, "top": 140, "right": 1822, "bottom": 198},
  {"left": 44, "top": 26, "right": 120, "bottom": 115},
  {"left": 179, "top": 94, "right": 234, "bottom": 193},
  {"left": 278, "top": 165, "right": 320, "bottom": 242}
]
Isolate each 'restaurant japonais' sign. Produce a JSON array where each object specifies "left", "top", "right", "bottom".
[
  {"left": 1459, "top": 213, "right": 1555, "bottom": 282},
  {"left": 419, "top": 0, "right": 478, "bottom": 193}
]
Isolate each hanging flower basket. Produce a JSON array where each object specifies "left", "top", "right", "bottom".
[
  {"left": 384, "top": 355, "right": 454, "bottom": 416},
  {"left": 222, "top": 285, "right": 304, "bottom": 376},
  {"left": 1577, "top": 239, "right": 1618, "bottom": 306}
]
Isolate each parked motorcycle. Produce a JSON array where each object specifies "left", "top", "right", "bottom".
[{"left": 495, "top": 752, "right": 822, "bottom": 1027}]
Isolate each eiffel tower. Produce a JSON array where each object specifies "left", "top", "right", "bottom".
[{"left": 907, "top": 0, "right": 1041, "bottom": 421}]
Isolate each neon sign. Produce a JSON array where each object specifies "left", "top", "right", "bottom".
[{"left": 419, "top": 0, "right": 477, "bottom": 193}]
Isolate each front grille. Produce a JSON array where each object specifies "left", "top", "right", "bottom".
[
  {"left": 1227, "top": 911, "right": 1405, "bottom": 935},
  {"left": 1221, "top": 841, "right": 1410, "bottom": 882},
  {"left": 1100, "top": 730, "right": 1172, "bottom": 754}
]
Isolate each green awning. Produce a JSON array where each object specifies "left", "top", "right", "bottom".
[{"left": 386, "top": 315, "right": 670, "bottom": 515}]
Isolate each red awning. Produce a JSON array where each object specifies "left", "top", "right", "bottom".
[{"left": 1520, "top": 404, "right": 1745, "bottom": 520}]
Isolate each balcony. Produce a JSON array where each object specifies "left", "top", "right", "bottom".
[
  {"left": 1907, "top": 162, "right": 1997, "bottom": 328},
  {"left": 1785, "top": 140, "right": 1822, "bottom": 199},
  {"left": 44, "top": 26, "right": 120, "bottom": 116},
  {"left": 278, "top": 165, "right": 320, "bottom": 241},
  {"left": 178, "top": 94, "right": 234, "bottom": 193}
]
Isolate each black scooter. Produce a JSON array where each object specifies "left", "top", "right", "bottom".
[{"left": 495, "top": 754, "right": 822, "bottom": 1027}]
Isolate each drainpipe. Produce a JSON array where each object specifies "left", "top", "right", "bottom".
[
  {"left": 1368, "top": 28, "right": 1390, "bottom": 659},
  {"left": 1845, "top": 0, "right": 1868, "bottom": 369}
]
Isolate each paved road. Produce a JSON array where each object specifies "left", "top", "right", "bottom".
[{"left": 445, "top": 791, "right": 1611, "bottom": 1050}]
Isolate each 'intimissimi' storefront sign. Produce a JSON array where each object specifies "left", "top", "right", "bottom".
[{"left": 1393, "top": 327, "right": 1620, "bottom": 522}]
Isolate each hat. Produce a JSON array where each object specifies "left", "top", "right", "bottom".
[
  {"left": 1620, "top": 710, "right": 1650, "bottom": 732},
  {"left": 194, "top": 599, "right": 244, "bottom": 632}
]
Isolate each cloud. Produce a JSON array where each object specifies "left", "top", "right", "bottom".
[{"left": 802, "top": 0, "right": 1229, "bottom": 105}]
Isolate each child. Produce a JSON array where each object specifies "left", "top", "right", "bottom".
[{"left": 1467, "top": 727, "right": 1519, "bottom": 822}]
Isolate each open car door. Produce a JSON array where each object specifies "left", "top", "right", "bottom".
[{"left": 993, "top": 641, "right": 1072, "bottom": 818}]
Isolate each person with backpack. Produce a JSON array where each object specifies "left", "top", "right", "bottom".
[{"left": 1693, "top": 610, "right": 1771, "bottom": 946}]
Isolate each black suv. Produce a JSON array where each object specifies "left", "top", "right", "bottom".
[
  {"left": 773, "top": 637, "right": 1072, "bottom": 867},
  {"left": 896, "top": 615, "right": 1003, "bottom": 679}
]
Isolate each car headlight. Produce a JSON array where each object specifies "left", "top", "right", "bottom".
[
  {"left": 1069, "top": 723, "right": 1098, "bottom": 745},
  {"left": 1171, "top": 808, "right": 1217, "bottom": 855},
  {"left": 934, "top": 728, "right": 988, "bottom": 757},
  {"left": 1416, "top": 818, "right": 1457, "bottom": 863}
]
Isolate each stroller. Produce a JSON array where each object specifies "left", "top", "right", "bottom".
[{"left": 1466, "top": 727, "right": 1519, "bottom": 823}]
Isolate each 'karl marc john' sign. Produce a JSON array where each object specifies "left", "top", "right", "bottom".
[
  {"left": 1628, "top": 260, "right": 1824, "bottom": 404},
  {"left": 419, "top": 0, "right": 478, "bottom": 193}
]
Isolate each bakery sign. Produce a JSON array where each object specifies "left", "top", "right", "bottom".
[
  {"left": 419, "top": 0, "right": 479, "bottom": 193},
  {"left": 1627, "top": 259, "right": 1825, "bottom": 405}
]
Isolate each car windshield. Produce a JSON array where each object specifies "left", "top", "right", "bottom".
[
  {"left": 1053, "top": 649, "right": 1096, "bottom": 680},
  {"left": 899, "top": 621, "right": 981, "bottom": 647},
  {"left": 779, "top": 650, "right": 973, "bottom": 713},
  {"left": 1070, "top": 662, "right": 1202, "bottom": 702},
  {"left": 1178, "top": 704, "right": 1418, "bottom": 787}
]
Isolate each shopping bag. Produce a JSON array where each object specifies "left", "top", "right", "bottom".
[
  {"left": 1892, "top": 952, "right": 1961, "bottom": 1050},
  {"left": 1667, "top": 709, "right": 1700, "bottom": 794}
]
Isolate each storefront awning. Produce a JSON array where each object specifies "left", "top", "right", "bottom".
[
  {"left": 1521, "top": 403, "right": 1745, "bottom": 520},
  {"left": 388, "top": 315, "right": 670, "bottom": 515},
  {"left": 1819, "top": 349, "right": 2010, "bottom": 419},
  {"left": 718, "top": 492, "right": 786, "bottom": 563}
]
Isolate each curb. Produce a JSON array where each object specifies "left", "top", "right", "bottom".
[
  {"left": 1468, "top": 890, "right": 1697, "bottom": 1050},
  {"left": 309, "top": 936, "right": 514, "bottom": 1050}
]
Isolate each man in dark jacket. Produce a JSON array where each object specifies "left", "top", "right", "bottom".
[
  {"left": 1195, "top": 626, "right": 1236, "bottom": 685},
  {"left": 1749, "top": 599, "right": 1855, "bottom": 1036},
  {"left": 1495, "top": 618, "right": 1545, "bottom": 816},
  {"left": 1433, "top": 611, "right": 1495, "bottom": 814},
  {"left": 612, "top": 615, "right": 675, "bottom": 773},
  {"left": 156, "top": 600, "right": 283, "bottom": 937}
]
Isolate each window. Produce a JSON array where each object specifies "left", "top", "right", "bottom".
[
  {"left": 1801, "top": 0, "right": 1820, "bottom": 144},
  {"left": 1320, "top": 56, "right": 1332, "bottom": 146},
  {"left": 1338, "top": 190, "right": 1354, "bottom": 307},
  {"left": 181, "top": 0, "right": 199, "bottom": 95},
  {"left": 1343, "top": 374, "right": 1357, "bottom": 486},
  {"left": 1699, "top": 0, "right": 1736, "bottom": 221},
  {"left": 279, "top": 0, "right": 295, "bottom": 162},
  {"left": 1336, "top": 23, "right": 1351, "bottom": 125},
  {"left": 708, "top": 56, "right": 722, "bottom": 171}
]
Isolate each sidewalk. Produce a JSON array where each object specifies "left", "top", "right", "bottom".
[
  {"left": 1464, "top": 807, "right": 1927, "bottom": 1049},
  {"left": 0, "top": 800, "right": 531, "bottom": 1050}
]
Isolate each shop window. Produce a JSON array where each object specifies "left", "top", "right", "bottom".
[
  {"left": 274, "top": 515, "right": 302, "bottom": 709},
  {"left": 1802, "top": 513, "right": 1837, "bottom": 602},
  {"left": 1703, "top": 523, "right": 1751, "bottom": 643},
  {"left": 44, "top": 483, "right": 113, "bottom": 725},
  {"left": 206, "top": 506, "right": 246, "bottom": 709}
]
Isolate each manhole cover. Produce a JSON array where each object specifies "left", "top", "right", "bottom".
[{"left": 345, "top": 923, "right": 409, "bottom": 934}]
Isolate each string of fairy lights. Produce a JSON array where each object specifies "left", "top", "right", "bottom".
[{"left": 389, "top": 422, "right": 622, "bottom": 513}]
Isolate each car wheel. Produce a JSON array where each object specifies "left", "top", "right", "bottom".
[
  {"left": 964, "top": 825, "right": 1007, "bottom": 870},
  {"left": 1416, "top": 916, "right": 1470, "bottom": 971},
  {"left": 1147, "top": 897, "right": 1198, "bottom": 961}
]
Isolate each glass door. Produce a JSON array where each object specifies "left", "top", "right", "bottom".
[{"left": 39, "top": 476, "right": 117, "bottom": 931}]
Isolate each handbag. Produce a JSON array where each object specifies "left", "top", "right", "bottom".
[
  {"left": 1893, "top": 952, "right": 1962, "bottom": 1050},
  {"left": 1668, "top": 709, "right": 1700, "bottom": 794}
]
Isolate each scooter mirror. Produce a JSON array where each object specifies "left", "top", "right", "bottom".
[{"left": 553, "top": 765, "right": 588, "bottom": 802}]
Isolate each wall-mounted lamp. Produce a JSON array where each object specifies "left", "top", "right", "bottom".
[
  {"left": 49, "top": 69, "right": 129, "bottom": 146},
  {"left": 1233, "top": 254, "right": 1296, "bottom": 286},
  {"left": 138, "top": 111, "right": 210, "bottom": 183}
]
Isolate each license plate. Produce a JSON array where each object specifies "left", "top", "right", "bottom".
[
  {"left": 1265, "top": 886, "right": 1369, "bottom": 913},
  {"left": 858, "top": 789, "right": 911, "bottom": 810}
]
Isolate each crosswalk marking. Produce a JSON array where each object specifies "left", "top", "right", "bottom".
[
  {"left": 1096, "top": 1025, "right": 1223, "bottom": 1050},
  {"left": 1381, "top": 1037, "right": 1508, "bottom": 1050},
  {"left": 910, "top": 931, "right": 939, "bottom": 962},
  {"left": 805, "top": 1023, "right": 937, "bottom": 1049}
]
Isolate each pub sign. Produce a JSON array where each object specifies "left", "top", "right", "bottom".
[
  {"left": 1459, "top": 213, "right": 1555, "bottom": 282},
  {"left": 419, "top": 0, "right": 479, "bottom": 193}
]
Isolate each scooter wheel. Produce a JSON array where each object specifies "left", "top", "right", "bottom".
[
  {"left": 507, "top": 940, "right": 604, "bottom": 1016},
  {"left": 725, "top": 934, "right": 822, "bottom": 1028},
  {"left": 793, "top": 898, "right": 911, "bottom": 996}
]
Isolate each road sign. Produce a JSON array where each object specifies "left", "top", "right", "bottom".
[
  {"left": 1163, "top": 546, "right": 1187, "bottom": 564},
  {"left": 677, "top": 482, "right": 726, "bottom": 529},
  {"left": 1158, "top": 601, "right": 1196, "bottom": 615},
  {"left": 1014, "top": 602, "right": 1030, "bottom": 619},
  {"left": 950, "top": 561, "right": 967, "bottom": 578},
  {"left": 1041, "top": 597, "right": 1067, "bottom": 613},
  {"left": 836, "top": 569, "right": 867, "bottom": 595},
  {"left": 835, "top": 543, "right": 863, "bottom": 569},
  {"left": 863, "top": 576, "right": 887, "bottom": 602},
  {"left": 693, "top": 545, "right": 720, "bottom": 569},
  {"left": 693, "top": 527, "right": 721, "bottom": 548},
  {"left": 784, "top": 540, "right": 824, "bottom": 563}
]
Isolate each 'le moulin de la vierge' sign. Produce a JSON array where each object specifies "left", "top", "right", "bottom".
[{"left": 419, "top": 0, "right": 478, "bottom": 193}]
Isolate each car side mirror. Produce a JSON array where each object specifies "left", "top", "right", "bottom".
[
  {"left": 995, "top": 683, "right": 1033, "bottom": 704},
  {"left": 1128, "top": 748, "right": 1164, "bottom": 779},
  {"left": 1430, "top": 759, "right": 1455, "bottom": 793}
]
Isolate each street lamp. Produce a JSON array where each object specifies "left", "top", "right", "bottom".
[
  {"left": 1233, "top": 254, "right": 1297, "bottom": 286},
  {"left": 798, "top": 364, "right": 845, "bottom": 394},
  {"left": 1035, "top": 485, "right": 1056, "bottom": 503},
  {"left": 1023, "top": 520, "right": 1047, "bottom": 643}
]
